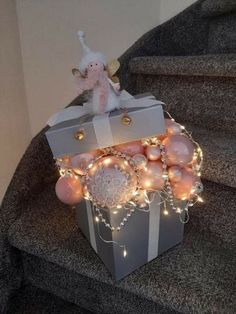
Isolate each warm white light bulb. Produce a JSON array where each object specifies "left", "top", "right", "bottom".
[
  {"left": 163, "top": 210, "right": 169, "bottom": 215},
  {"left": 197, "top": 196, "right": 204, "bottom": 203},
  {"left": 95, "top": 216, "right": 99, "bottom": 222},
  {"left": 123, "top": 249, "right": 127, "bottom": 258},
  {"left": 59, "top": 169, "right": 65, "bottom": 176},
  {"left": 144, "top": 180, "right": 152, "bottom": 188},
  {"left": 103, "top": 158, "right": 111, "bottom": 165}
]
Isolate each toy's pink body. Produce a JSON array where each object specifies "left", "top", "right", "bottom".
[{"left": 76, "top": 61, "right": 120, "bottom": 114}]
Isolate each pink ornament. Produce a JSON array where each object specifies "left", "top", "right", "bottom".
[
  {"left": 163, "top": 134, "right": 194, "bottom": 166},
  {"left": 71, "top": 151, "right": 99, "bottom": 175},
  {"left": 146, "top": 145, "right": 161, "bottom": 161},
  {"left": 172, "top": 168, "right": 198, "bottom": 200},
  {"left": 140, "top": 161, "right": 164, "bottom": 190},
  {"left": 168, "top": 166, "right": 183, "bottom": 182},
  {"left": 133, "top": 154, "right": 147, "bottom": 169},
  {"left": 57, "top": 156, "right": 71, "bottom": 168},
  {"left": 114, "top": 140, "right": 144, "bottom": 156},
  {"left": 86, "top": 156, "right": 137, "bottom": 209},
  {"left": 157, "top": 134, "right": 167, "bottom": 141},
  {"left": 55, "top": 176, "right": 83, "bottom": 205},
  {"left": 165, "top": 119, "right": 182, "bottom": 135}
]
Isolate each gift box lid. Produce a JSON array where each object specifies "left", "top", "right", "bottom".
[{"left": 46, "top": 93, "right": 165, "bottom": 157}]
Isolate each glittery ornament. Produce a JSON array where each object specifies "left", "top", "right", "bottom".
[
  {"left": 114, "top": 140, "right": 144, "bottom": 156},
  {"left": 163, "top": 134, "right": 194, "bottom": 166},
  {"left": 86, "top": 156, "right": 137, "bottom": 209},
  {"left": 71, "top": 151, "right": 99, "bottom": 175},
  {"left": 132, "top": 154, "right": 147, "bottom": 169},
  {"left": 57, "top": 156, "right": 71, "bottom": 169},
  {"left": 168, "top": 166, "right": 183, "bottom": 182},
  {"left": 172, "top": 168, "right": 199, "bottom": 200},
  {"left": 165, "top": 119, "right": 182, "bottom": 135},
  {"left": 140, "top": 161, "right": 164, "bottom": 190},
  {"left": 193, "top": 180, "right": 203, "bottom": 194},
  {"left": 146, "top": 145, "right": 161, "bottom": 161}
]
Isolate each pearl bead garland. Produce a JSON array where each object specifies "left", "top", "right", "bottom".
[
  {"left": 94, "top": 206, "right": 135, "bottom": 231},
  {"left": 54, "top": 109, "right": 204, "bottom": 259},
  {"left": 56, "top": 110, "right": 203, "bottom": 227}
]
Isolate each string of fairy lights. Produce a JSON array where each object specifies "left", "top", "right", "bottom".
[{"left": 56, "top": 110, "right": 204, "bottom": 258}]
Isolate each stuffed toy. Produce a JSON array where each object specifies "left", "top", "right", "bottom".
[{"left": 73, "top": 31, "right": 120, "bottom": 114}]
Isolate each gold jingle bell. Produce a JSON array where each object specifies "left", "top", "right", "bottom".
[
  {"left": 74, "top": 129, "right": 85, "bottom": 140},
  {"left": 122, "top": 114, "right": 132, "bottom": 126}
]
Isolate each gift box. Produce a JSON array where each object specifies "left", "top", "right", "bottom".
[
  {"left": 45, "top": 92, "right": 188, "bottom": 281},
  {"left": 76, "top": 197, "right": 184, "bottom": 281},
  {"left": 46, "top": 93, "right": 165, "bottom": 157},
  {"left": 45, "top": 30, "right": 203, "bottom": 282}
]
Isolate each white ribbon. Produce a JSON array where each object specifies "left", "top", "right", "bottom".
[
  {"left": 92, "top": 114, "right": 114, "bottom": 148},
  {"left": 148, "top": 194, "right": 161, "bottom": 261},
  {"left": 47, "top": 90, "right": 164, "bottom": 127}
]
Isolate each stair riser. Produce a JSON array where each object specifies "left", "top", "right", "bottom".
[
  {"left": 136, "top": 74, "right": 236, "bottom": 135},
  {"left": 7, "top": 285, "right": 89, "bottom": 314},
  {"left": 22, "top": 253, "right": 178, "bottom": 314},
  {"left": 186, "top": 124, "right": 236, "bottom": 188},
  {"left": 208, "top": 14, "right": 236, "bottom": 54}
]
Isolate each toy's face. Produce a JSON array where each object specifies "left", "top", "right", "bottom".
[{"left": 87, "top": 61, "right": 104, "bottom": 72}]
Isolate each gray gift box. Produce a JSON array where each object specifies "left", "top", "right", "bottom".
[
  {"left": 46, "top": 93, "right": 185, "bottom": 280},
  {"left": 76, "top": 197, "right": 184, "bottom": 281},
  {"left": 45, "top": 94, "right": 165, "bottom": 157}
]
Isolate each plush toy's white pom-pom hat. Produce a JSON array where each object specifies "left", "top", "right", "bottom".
[{"left": 78, "top": 30, "right": 107, "bottom": 74}]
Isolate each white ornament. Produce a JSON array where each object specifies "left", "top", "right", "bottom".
[{"left": 86, "top": 156, "right": 137, "bottom": 209}]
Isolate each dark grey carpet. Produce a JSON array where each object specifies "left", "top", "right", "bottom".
[
  {"left": 7, "top": 182, "right": 236, "bottom": 314},
  {"left": 1, "top": 0, "right": 236, "bottom": 312},
  {"left": 131, "top": 55, "right": 236, "bottom": 137},
  {"left": 7, "top": 284, "right": 93, "bottom": 314}
]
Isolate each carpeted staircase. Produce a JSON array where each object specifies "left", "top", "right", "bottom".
[{"left": 1, "top": 0, "right": 236, "bottom": 313}]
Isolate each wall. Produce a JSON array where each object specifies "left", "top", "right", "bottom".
[
  {"left": 0, "top": 0, "right": 31, "bottom": 201},
  {"left": 0, "top": 0, "right": 197, "bottom": 200},
  {"left": 16, "top": 0, "right": 196, "bottom": 136},
  {"left": 16, "top": 0, "right": 163, "bottom": 136},
  {"left": 159, "top": 0, "right": 196, "bottom": 24}
]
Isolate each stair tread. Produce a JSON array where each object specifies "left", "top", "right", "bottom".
[
  {"left": 135, "top": 70, "right": 236, "bottom": 135},
  {"left": 189, "top": 180, "right": 236, "bottom": 246},
  {"left": 8, "top": 184, "right": 236, "bottom": 314},
  {"left": 129, "top": 54, "right": 236, "bottom": 77},
  {"left": 183, "top": 123, "right": 236, "bottom": 187},
  {"left": 7, "top": 284, "right": 92, "bottom": 314}
]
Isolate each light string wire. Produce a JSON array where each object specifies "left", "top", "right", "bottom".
[
  {"left": 56, "top": 127, "right": 203, "bottom": 224},
  {"left": 56, "top": 108, "right": 203, "bottom": 255},
  {"left": 92, "top": 204, "right": 127, "bottom": 258}
]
